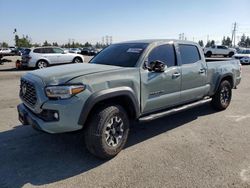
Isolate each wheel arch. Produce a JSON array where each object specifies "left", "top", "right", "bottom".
[
  {"left": 214, "top": 73, "right": 234, "bottom": 93},
  {"left": 36, "top": 58, "right": 50, "bottom": 66},
  {"left": 73, "top": 56, "right": 84, "bottom": 62},
  {"left": 78, "top": 87, "right": 140, "bottom": 127}
]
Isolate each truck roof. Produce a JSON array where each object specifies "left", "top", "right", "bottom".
[{"left": 117, "top": 39, "right": 198, "bottom": 45}]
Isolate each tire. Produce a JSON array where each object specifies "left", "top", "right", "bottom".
[
  {"left": 36, "top": 60, "right": 48, "bottom": 69},
  {"left": 84, "top": 105, "right": 130, "bottom": 159},
  {"left": 206, "top": 51, "right": 212, "bottom": 57},
  {"left": 72, "top": 57, "right": 83, "bottom": 63},
  {"left": 228, "top": 52, "right": 234, "bottom": 57},
  {"left": 211, "top": 80, "right": 232, "bottom": 110}
]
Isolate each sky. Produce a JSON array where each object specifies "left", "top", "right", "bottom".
[{"left": 0, "top": 0, "right": 249, "bottom": 46}]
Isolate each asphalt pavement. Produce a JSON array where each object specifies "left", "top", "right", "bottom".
[{"left": 0, "top": 59, "right": 250, "bottom": 188}]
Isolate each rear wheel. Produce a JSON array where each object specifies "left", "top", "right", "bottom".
[
  {"left": 206, "top": 51, "right": 212, "bottom": 57},
  {"left": 36, "top": 60, "right": 48, "bottom": 69},
  {"left": 84, "top": 105, "right": 129, "bottom": 159},
  {"left": 228, "top": 52, "right": 234, "bottom": 57},
  {"left": 211, "top": 80, "right": 232, "bottom": 110},
  {"left": 73, "top": 57, "right": 83, "bottom": 63}
]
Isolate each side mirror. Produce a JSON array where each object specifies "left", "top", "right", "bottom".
[{"left": 148, "top": 60, "right": 166, "bottom": 72}]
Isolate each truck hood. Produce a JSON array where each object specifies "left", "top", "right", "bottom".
[{"left": 28, "top": 63, "right": 122, "bottom": 85}]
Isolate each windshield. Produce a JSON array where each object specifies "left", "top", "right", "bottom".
[{"left": 90, "top": 43, "right": 148, "bottom": 67}]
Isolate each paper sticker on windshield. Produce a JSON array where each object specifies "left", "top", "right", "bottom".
[{"left": 127, "top": 48, "right": 143, "bottom": 53}]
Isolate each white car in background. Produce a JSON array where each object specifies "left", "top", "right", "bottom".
[
  {"left": 233, "top": 48, "right": 250, "bottom": 64},
  {"left": 69, "top": 48, "right": 81, "bottom": 54},
  {"left": 0, "top": 48, "right": 12, "bottom": 54},
  {"left": 204, "top": 45, "right": 236, "bottom": 57},
  {"left": 21, "top": 47, "right": 84, "bottom": 69}
]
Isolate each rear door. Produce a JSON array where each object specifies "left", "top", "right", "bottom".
[
  {"left": 140, "top": 43, "right": 181, "bottom": 114},
  {"left": 179, "top": 44, "right": 207, "bottom": 103},
  {"left": 217, "top": 45, "right": 228, "bottom": 55},
  {"left": 42, "top": 48, "right": 58, "bottom": 64}
]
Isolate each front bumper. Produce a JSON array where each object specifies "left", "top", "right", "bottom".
[{"left": 17, "top": 97, "right": 84, "bottom": 133}]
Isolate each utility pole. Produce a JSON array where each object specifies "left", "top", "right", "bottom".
[{"left": 231, "top": 22, "right": 237, "bottom": 47}]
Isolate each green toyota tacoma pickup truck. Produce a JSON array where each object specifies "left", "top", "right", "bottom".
[{"left": 18, "top": 39, "right": 241, "bottom": 159}]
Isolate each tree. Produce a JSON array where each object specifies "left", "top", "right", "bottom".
[
  {"left": 33, "top": 43, "right": 40, "bottom": 47},
  {"left": 246, "top": 37, "right": 250, "bottom": 48},
  {"left": 43, "top": 40, "right": 51, "bottom": 46},
  {"left": 238, "top": 34, "right": 247, "bottom": 47},
  {"left": 14, "top": 35, "right": 32, "bottom": 47},
  {"left": 84, "top": 42, "right": 92, "bottom": 47},
  {"left": 52, "top": 42, "right": 58, "bottom": 46},
  {"left": 210, "top": 40, "right": 215, "bottom": 46},
  {"left": 222, "top": 36, "right": 232, "bottom": 47},
  {"left": 198, "top": 40, "right": 204, "bottom": 47},
  {"left": 0, "top": 42, "right": 9, "bottom": 48},
  {"left": 205, "top": 41, "right": 211, "bottom": 47}
]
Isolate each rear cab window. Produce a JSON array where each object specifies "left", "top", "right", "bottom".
[{"left": 179, "top": 44, "right": 201, "bottom": 65}]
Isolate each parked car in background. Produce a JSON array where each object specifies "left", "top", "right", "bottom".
[
  {"left": 80, "top": 47, "right": 99, "bottom": 56},
  {"left": 18, "top": 39, "right": 241, "bottom": 159},
  {"left": 204, "top": 45, "right": 236, "bottom": 57},
  {"left": 69, "top": 48, "right": 81, "bottom": 54},
  {"left": 233, "top": 48, "right": 250, "bottom": 64},
  {"left": 0, "top": 48, "right": 12, "bottom": 55},
  {"left": 20, "top": 46, "right": 84, "bottom": 69}
]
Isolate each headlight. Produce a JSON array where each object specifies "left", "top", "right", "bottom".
[{"left": 45, "top": 85, "right": 85, "bottom": 99}]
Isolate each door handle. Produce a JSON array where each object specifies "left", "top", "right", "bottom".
[
  {"left": 172, "top": 72, "right": 181, "bottom": 78},
  {"left": 199, "top": 69, "right": 206, "bottom": 74}
]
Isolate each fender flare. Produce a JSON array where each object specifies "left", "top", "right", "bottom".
[
  {"left": 214, "top": 73, "right": 234, "bottom": 93},
  {"left": 78, "top": 87, "right": 140, "bottom": 126}
]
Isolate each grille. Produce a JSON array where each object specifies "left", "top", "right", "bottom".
[{"left": 20, "top": 79, "right": 37, "bottom": 107}]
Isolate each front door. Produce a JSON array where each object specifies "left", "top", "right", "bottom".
[{"left": 140, "top": 44, "right": 181, "bottom": 114}]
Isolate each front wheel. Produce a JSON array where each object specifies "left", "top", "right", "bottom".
[
  {"left": 84, "top": 105, "right": 129, "bottom": 159},
  {"left": 211, "top": 80, "right": 232, "bottom": 110}
]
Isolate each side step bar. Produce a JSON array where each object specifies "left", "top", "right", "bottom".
[{"left": 139, "top": 98, "right": 212, "bottom": 122}]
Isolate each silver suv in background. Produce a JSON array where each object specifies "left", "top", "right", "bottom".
[{"left": 21, "top": 47, "right": 84, "bottom": 69}]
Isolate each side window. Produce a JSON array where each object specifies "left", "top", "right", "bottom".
[
  {"left": 217, "top": 46, "right": 227, "bottom": 49},
  {"left": 33, "top": 48, "right": 42, "bottom": 53},
  {"left": 53, "top": 48, "right": 63, "bottom": 54},
  {"left": 43, "top": 48, "right": 54, "bottom": 54},
  {"left": 148, "top": 44, "right": 176, "bottom": 67},
  {"left": 179, "top": 44, "right": 201, "bottom": 65}
]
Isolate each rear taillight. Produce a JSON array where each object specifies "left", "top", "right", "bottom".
[{"left": 239, "top": 63, "right": 242, "bottom": 74}]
